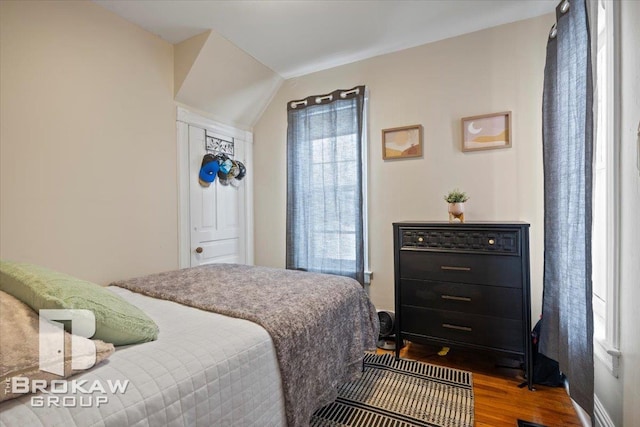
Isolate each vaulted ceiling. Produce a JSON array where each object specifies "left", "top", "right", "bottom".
[{"left": 94, "top": 0, "right": 556, "bottom": 129}]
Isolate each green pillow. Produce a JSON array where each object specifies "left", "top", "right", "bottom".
[{"left": 0, "top": 260, "right": 158, "bottom": 346}]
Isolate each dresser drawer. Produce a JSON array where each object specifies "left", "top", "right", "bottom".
[
  {"left": 399, "top": 251, "right": 522, "bottom": 288},
  {"left": 399, "top": 227, "right": 520, "bottom": 255},
  {"left": 400, "top": 279, "right": 522, "bottom": 320},
  {"left": 401, "top": 306, "right": 524, "bottom": 353}
]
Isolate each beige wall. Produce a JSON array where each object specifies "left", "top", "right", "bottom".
[
  {"left": 174, "top": 29, "right": 283, "bottom": 130},
  {"left": 0, "top": 1, "right": 177, "bottom": 284},
  {"left": 254, "top": 14, "right": 554, "bottom": 320}
]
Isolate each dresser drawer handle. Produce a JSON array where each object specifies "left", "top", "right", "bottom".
[
  {"left": 440, "top": 266, "right": 472, "bottom": 271},
  {"left": 442, "top": 323, "right": 473, "bottom": 332},
  {"left": 441, "top": 295, "right": 472, "bottom": 302}
]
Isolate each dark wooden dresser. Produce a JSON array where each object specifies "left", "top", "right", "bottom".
[{"left": 393, "top": 221, "right": 532, "bottom": 389}]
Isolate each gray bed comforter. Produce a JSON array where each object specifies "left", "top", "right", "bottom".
[{"left": 111, "top": 264, "right": 379, "bottom": 427}]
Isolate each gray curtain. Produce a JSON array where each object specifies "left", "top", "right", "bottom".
[
  {"left": 540, "top": 0, "right": 594, "bottom": 418},
  {"left": 286, "top": 86, "right": 366, "bottom": 284}
]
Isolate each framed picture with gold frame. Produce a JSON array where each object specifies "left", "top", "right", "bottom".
[
  {"left": 461, "top": 111, "right": 511, "bottom": 152},
  {"left": 382, "top": 124, "right": 423, "bottom": 160}
]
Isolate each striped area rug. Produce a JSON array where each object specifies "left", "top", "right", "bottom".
[{"left": 311, "top": 353, "right": 474, "bottom": 427}]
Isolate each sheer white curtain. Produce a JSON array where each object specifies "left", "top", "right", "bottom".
[{"left": 286, "top": 86, "right": 366, "bottom": 284}]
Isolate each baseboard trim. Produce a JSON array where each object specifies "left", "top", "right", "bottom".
[{"left": 594, "top": 394, "right": 615, "bottom": 427}]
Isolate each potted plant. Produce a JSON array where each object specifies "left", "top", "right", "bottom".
[{"left": 444, "top": 188, "right": 469, "bottom": 222}]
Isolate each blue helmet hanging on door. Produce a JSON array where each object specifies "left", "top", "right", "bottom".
[{"left": 198, "top": 154, "right": 220, "bottom": 187}]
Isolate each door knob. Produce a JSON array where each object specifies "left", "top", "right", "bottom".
[{"left": 195, "top": 247, "right": 203, "bottom": 254}]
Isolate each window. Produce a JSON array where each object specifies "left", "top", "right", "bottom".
[
  {"left": 592, "top": 0, "right": 621, "bottom": 376},
  {"left": 286, "top": 86, "right": 369, "bottom": 284}
]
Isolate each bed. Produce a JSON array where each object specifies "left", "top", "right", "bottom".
[{"left": 0, "top": 263, "right": 378, "bottom": 427}]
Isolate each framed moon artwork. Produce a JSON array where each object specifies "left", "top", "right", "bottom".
[{"left": 461, "top": 111, "right": 512, "bottom": 152}]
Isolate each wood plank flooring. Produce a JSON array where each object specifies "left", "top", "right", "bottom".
[{"left": 377, "top": 341, "right": 582, "bottom": 427}]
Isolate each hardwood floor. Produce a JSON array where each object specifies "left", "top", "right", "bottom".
[{"left": 377, "top": 341, "right": 582, "bottom": 427}]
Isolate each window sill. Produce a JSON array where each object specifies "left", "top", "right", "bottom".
[{"left": 594, "top": 337, "right": 621, "bottom": 377}]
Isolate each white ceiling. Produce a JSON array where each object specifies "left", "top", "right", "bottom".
[{"left": 94, "top": 0, "right": 557, "bottom": 79}]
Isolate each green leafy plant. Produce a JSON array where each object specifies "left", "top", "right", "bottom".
[{"left": 444, "top": 188, "right": 469, "bottom": 203}]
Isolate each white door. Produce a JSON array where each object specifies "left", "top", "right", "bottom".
[{"left": 188, "top": 125, "right": 246, "bottom": 266}]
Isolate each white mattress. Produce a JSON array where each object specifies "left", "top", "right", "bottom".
[{"left": 0, "top": 287, "right": 286, "bottom": 427}]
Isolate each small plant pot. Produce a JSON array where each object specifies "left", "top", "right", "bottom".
[{"left": 448, "top": 202, "right": 465, "bottom": 223}]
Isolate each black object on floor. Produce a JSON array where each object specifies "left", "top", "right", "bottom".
[{"left": 517, "top": 420, "right": 548, "bottom": 427}]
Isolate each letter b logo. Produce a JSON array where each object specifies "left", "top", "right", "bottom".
[{"left": 39, "top": 309, "right": 96, "bottom": 376}]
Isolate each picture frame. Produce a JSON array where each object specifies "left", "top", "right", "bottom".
[
  {"left": 461, "top": 111, "right": 511, "bottom": 152},
  {"left": 382, "top": 124, "right": 423, "bottom": 160}
]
